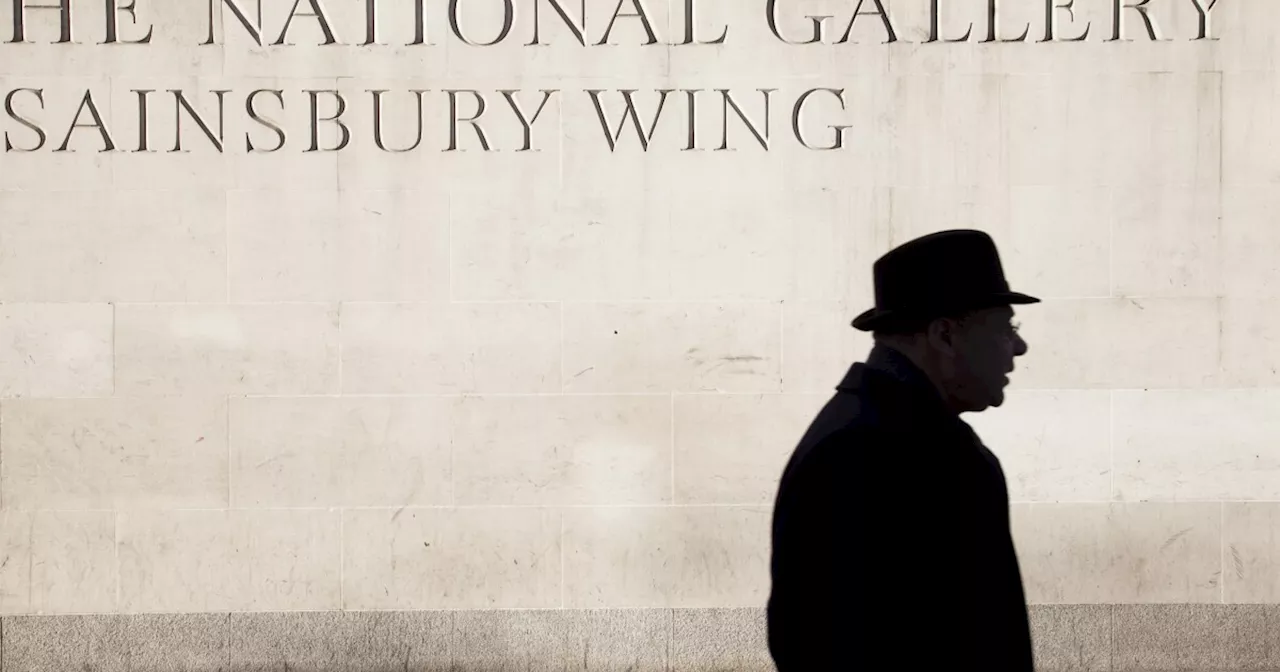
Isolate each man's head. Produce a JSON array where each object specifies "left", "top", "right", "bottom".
[
  {"left": 850, "top": 229, "right": 1038, "bottom": 413},
  {"left": 872, "top": 305, "right": 1029, "bottom": 414}
]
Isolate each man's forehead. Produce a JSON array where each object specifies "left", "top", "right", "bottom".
[{"left": 976, "top": 306, "right": 1015, "bottom": 322}]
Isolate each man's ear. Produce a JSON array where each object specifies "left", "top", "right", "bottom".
[{"left": 925, "top": 316, "right": 961, "bottom": 356}]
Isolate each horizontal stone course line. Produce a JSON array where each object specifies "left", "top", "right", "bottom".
[
  {"left": 3, "top": 500, "right": 1280, "bottom": 511},
  {"left": 2, "top": 605, "right": 1277, "bottom": 672},
  {"left": 8, "top": 387, "right": 1280, "bottom": 395},
  {"left": 0, "top": 297, "right": 1210, "bottom": 304},
  {"left": 1, "top": 297, "right": 1213, "bottom": 303}
]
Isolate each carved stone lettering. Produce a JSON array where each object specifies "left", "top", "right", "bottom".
[
  {"left": 0, "top": 85, "right": 860, "bottom": 154},
  {"left": 587, "top": 89, "right": 672, "bottom": 152},
  {"left": 306, "top": 89, "right": 350, "bottom": 152},
  {"left": 598, "top": 0, "right": 659, "bottom": 46},
  {"left": 500, "top": 90, "right": 557, "bottom": 152},
  {"left": 408, "top": 0, "right": 427, "bottom": 44},
  {"left": 9, "top": 0, "right": 71, "bottom": 43},
  {"left": 985, "top": 0, "right": 1031, "bottom": 42},
  {"left": 719, "top": 89, "right": 772, "bottom": 151},
  {"left": 678, "top": 0, "right": 726, "bottom": 45},
  {"left": 838, "top": 0, "right": 897, "bottom": 44},
  {"left": 1043, "top": 0, "right": 1090, "bottom": 42},
  {"left": 276, "top": 0, "right": 339, "bottom": 45},
  {"left": 3, "top": 88, "right": 45, "bottom": 151},
  {"left": 446, "top": 90, "right": 492, "bottom": 151},
  {"left": 1110, "top": 0, "right": 1163, "bottom": 41},
  {"left": 529, "top": 0, "right": 585, "bottom": 46},
  {"left": 791, "top": 88, "right": 849, "bottom": 151},
  {"left": 928, "top": 0, "right": 974, "bottom": 43},
  {"left": 103, "top": 0, "right": 153, "bottom": 44},
  {"left": 0, "top": 0, "right": 1225, "bottom": 159},
  {"left": 245, "top": 89, "right": 286, "bottom": 152},
  {"left": 765, "top": 0, "right": 828, "bottom": 44},
  {"left": 134, "top": 89, "right": 152, "bottom": 151},
  {"left": 682, "top": 89, "right": 700, "bottom": 151},
  {"left": 767, "top": 0, "right": 897, "bottom": 44},
  {"left": 584, "top": 88, "right": 848, "bottom": 152},
  {"left": 449, "top": 0, "right": 514, "bottom": 46},
  {"left": 363, "top": 0, "right": 378, "bottom": 44},
  {"left": 0, "top": 0, "right": 1223, "bottom": 48},
  {"left": 204, "top": 0, "right": 263, "bottom": 45},
  {"left": 56, "top": 90, "right": 114, "bottom": 152},
  {"left": 370, "top": 89, "right": 428, "bottom": 152},
  {"left": 172, "top": 90, "right": 228, "bottom": 152},
  {"left": 1190, "top": 0, "right": 1217, "bottom": 40}
]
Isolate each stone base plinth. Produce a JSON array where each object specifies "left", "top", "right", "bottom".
[{"left": 2, "top": 605, "right": 1277, "bottom": 671}]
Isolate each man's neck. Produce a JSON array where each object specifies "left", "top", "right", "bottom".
[{"left": 867, "top": 342, "right": 959, "bottom": 415}]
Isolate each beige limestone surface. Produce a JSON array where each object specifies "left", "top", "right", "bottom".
[{"left": 0, "top": 0, "right": 1275, "bottom": 638}]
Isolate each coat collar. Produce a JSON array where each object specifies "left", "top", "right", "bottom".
[{"left": 837, "top": 343, "right": 957, "bottom": 419}]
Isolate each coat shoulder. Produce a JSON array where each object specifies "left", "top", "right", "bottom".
[{"left": 779, "top": 413, "right": 890, "bottom": 491}]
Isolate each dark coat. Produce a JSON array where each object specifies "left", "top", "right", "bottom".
[{"left": 766, "top": 344, "right": 1035, "bottom": 671}]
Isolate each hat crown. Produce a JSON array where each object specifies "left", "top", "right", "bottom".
[
  {"left": 872, "top": 229, "right": 1011, "bottom": 311},
  {"left": 850, "top": 228, "right": 1038, "bottom": 331}
]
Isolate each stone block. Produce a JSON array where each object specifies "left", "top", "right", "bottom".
[
  {"left": 2, "top": 397, "right": 228, "bottom": 510},
  {"left": 0, "top": 512, "right": 31, "bottom": 615},
  {"left": 229, "top": 396, "right": 453, "bottom": 508},
  {"left": 1224, "top": 70, "right": 1280, "bottom": 183},
  {"left": 965, "top": 389, "right": 1112, "bottom": 502},
  {"left": 562, "top": 302, "right": 782, "bottom": 394},
  {"left": 1012, "top": 503, "right": 1222, "bottom": 604},
  {"left": 1221, "top": 295, "right": 1280, "bottom": 388},
  {"left": 1003, "top": 185, "right": 1110, "bottom": 298},
  {"left": 28, "top": 511, "right": 117, "bottom": 615},
  {"left": 0, "top": 303, "right": 113, "bottom": 397},
  {"left": 781, "top": 301, "right": 874, "bottom": 394},
  {"left": 1111, "top": 603, "right": 1273, "bottom": 671},
  {"left": 1222, "top": 185, "right": 1280, "bottom": 297},
  {"left": 1111, "top": 184, "right": 1222, "bottom": 298},
  {"left": 1010, "top": 298, "right": 1220, "bottom": 390},
  {"left": 449, "top": 158, "right": 666, "bottom": 302},
  {"left": 582, "top": 609, "right": 672, "bottom": 671},
  {"left": 229, "top": 611, "right": 451, "bottom": 672},
  {"left": 339, "top": 301, "right": 561, "bottom": 394},
  {"left": 342, "top": 508, "right": 562, "bottom": 610},
  {"left": 1029, "top": 604, "right": 1112, "bottom": 672},
  {"left": 671, "top": 607, "right": 772, "bottom": 672},
  {"left": 2, "top": 614, "right": 228, "bottom": 671},
  {"left": 226, "top": 188, "right": 450, "bottom": 302},
  {"left": 673, "top": 393, "right": 823, "bottom": 505},
  {"left": 451, "top": 609, "right": 585, "bottom": 672},
  {"left": 1005, "top": 72, "right": 1219, "bottom": 188},
  {"left": 0, "top": 191, "right": 226, "bottom": 302},
  {"left": 1113, "top": 391, "right": 1280, "bottom": 501},
  {"left": 118, "top": 509, "right": 341, "bottom": 613},
  {"left": 563, "top": 508, "right": 770, "bottom": 609},
  {"left": 450, "top": 394, "right": 672, "bottom": 506},
  {"left": 114, "top": 303, "right": 340, "bottom": 396},
  {"left": 1223, "top": 503, "right": 1280, "bottom": 604},
  {"left": 658, "top": 177, "right": 862, "bottom": 302}
]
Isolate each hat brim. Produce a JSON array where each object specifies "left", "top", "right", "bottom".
[{"left": 851, "top": 291, "right": 1041, "bottom": 332}]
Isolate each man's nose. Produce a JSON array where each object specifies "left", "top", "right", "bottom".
[{"left": 1013, "top": 332, "right": 1029, "bottom": 357}]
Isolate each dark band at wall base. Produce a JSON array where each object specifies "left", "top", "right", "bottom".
[{"left": 1, "top": 604, "right": 1277, "bottom": 671}]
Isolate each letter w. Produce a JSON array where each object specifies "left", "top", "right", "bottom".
[{"left": 585, "top": 89, "right": 671, "bottom": 152}]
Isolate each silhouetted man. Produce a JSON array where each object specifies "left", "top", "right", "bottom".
[{"left": 766, "top": 229, "right": 1038, "bottom": 671}]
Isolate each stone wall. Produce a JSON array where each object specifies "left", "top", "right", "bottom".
[{"left": 1, "top": 0, "right": 1277, "bottom": 669}]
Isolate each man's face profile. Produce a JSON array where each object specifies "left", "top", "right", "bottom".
[{"left": 941, "top": 306, "right": 1029, "bottom": 413}]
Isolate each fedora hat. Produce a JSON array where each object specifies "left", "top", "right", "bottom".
[{"left": 851, "top": 229, "right": 1039, "bottom": 332}]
